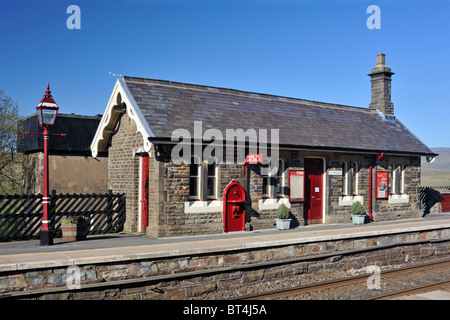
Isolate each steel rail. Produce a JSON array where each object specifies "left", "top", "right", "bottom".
[{"left": 238, "top": 259, "right": 450, "bottom": 300}]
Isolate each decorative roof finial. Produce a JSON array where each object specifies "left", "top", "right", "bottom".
[
  {"left": 44, "top": 83, "right": 52, "bottom": 99},
  {"left": 37, "top": 83, "right": 58, "bottom": 108}
]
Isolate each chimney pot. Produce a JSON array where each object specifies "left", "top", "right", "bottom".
[{"left": 376, "top": 53, "right": 386, "bottom": 67}]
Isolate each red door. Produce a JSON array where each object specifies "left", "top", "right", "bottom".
[
  {"left": 304, "top": 158, "right": 323, "bottom": 224},
  {"left": 140, "top": 154, "right": 149, "bottom": 230}
]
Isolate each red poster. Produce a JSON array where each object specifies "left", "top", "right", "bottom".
[{"left": 376, "top": 171, "right": 389, "bottom": 199}]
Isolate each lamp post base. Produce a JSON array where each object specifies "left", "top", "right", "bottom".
[{"left": 40, "top": 230, "right": 54, "bottom": 246}]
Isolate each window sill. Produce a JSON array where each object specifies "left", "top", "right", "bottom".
[
  {"left": 388, "top": 194, "right": 409, "bottom": 204},
  {"left": 339, "top": 195, "right": 364, "bottom": 206},
  {"left": 258, "top": 198, "right": 291, "bottom": 210},
  {"left": 184, "top": 200, "right": 223, "bottom": 213}
]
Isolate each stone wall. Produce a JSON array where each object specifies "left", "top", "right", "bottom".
[
  {"left": 372, "top": 156, "right": 421, "bottom": 221},
  {"left": 1, "top": 227, "right": 448, "bottom": 300},
  {"left": 327, "top": 154, "right": 421, "bottom": 223},
  {"left": 23, "top": 152, "right": 108, "bottom": 194},
  {"left": 108, "top": 113, "right": 142, "bottom": 233},
  {"left": 106, "top": 110, "right": 423, "bottom": 237}
]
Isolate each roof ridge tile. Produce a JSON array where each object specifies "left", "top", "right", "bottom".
[{"left": 123, "top": 75, "right": 372, "bottom": 114}]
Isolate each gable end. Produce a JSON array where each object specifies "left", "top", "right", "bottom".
[{"left": 90, "top": 78, "right": 154, "bottom": 158}]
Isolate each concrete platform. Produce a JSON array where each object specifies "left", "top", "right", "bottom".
[
  {"left": 395, "top": 290, "right": 450, "bottom": 300},
  {"left": 1, "top": 213, "right": 450, "bottom": 272}
]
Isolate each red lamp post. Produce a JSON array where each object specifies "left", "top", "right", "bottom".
[
  {"left": 27, "top": 84, "right": 64, "bottom": 245},
  {"left": 38, "top": 84, "right": 58, "bottom": 245}
]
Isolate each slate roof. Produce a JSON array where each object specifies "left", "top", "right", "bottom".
[
  {"left": 123, "top": 76, "right": 436, "bottom": 156},
  {"left": 19, "top": 113, "right": 102, "bottom": 154}
]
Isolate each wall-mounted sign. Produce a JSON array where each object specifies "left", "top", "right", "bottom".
[
  {"left": 376, "top": 171, "right": 389, "bottom": 199},
  {"left": 289, "top": 170, "right": 304, "bottom": 202},
  {"left": 329, "top": 170, "right": 343, "bottom": 176},
  {"left": 245, "top": 154, "right": 263, "bottom": 164},
  {"left": 243, "top": 153, "right": 263, "bottom": 176}
]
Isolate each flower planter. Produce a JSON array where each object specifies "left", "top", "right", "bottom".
[
  {"left": 275, "top": 218, "right": 292, "bottom": 230},
  {"left": 352, "top": 215, "right": 366, "bottom": 225},
  {"left": 61, "top": 223, "right": 88, "bottom": 241}
]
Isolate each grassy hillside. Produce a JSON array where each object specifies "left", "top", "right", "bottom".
[{"left": 422, "top": 148, "right": 450, "bottom": 186}]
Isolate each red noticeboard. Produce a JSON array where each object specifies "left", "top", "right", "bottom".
[
  {"left": 289, "top": 170, "right": 305, "bottom": 202},
  {"left": 376, "top": 171, "right": 389, "bottom": 199}
]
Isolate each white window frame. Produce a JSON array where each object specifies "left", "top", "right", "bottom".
[
  {"left": 342, "top": 161, "right": 349, "bottom": 196},
  {"left": 276, "top": 159, "right": 285, "bottom": 198},
  {"left": 259, "top": 159, "right": 290, "bottom": 210},
  {"left": 189, "top": 156, "right": 201, "bottom": 201},
  {"left": 392, "top": 163, "right": 401, "bottom": 195},
  {"left": 262, "top": 163, "right": 272, "bottom": 199},
  {"left": 261, "top": 159, "right": 285, "bottom": 199},
  {"left": 388, "top": 162, "right": 409, "bottom": 204},
  {"left": 352, "top": 161, "right": 359, "bottom": 196},
  {"left": 339, "top": 161, "right": 363, "bottom": 206},
  {"left": 400, "top": 163, "right": 405, "bottom": 195},
  {"left": 185, "top": 156, "right": 222, "bottom": 213},
  {"left": 206, "top": 157, "right": 218, "bottom": 200}
]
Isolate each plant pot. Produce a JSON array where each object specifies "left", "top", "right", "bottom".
[
  {"left": 61, "top": 223, "right": 88, "bottom": 241},
  {"left": 352, "top": 215, "right": 366, "bottom": 225},
  {"left": 275, "top": 218, "right": 291, "bottom": 230}
]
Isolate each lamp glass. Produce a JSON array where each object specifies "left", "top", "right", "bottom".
[{"left": 37, "top": 108, "right": 57, "bottom": 126}]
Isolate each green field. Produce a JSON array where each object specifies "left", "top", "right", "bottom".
[
  {"left": 421, "top": 147, "right": 450, "bottom": 187},
  {"left": 421, "top": 168, "right": 450, "bottom": 187}
]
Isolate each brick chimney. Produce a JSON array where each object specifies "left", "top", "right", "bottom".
[{"left": 368, "top": 53, "right": 395, "bottom": 115}]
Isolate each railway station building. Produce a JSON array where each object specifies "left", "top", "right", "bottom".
[
  {"left": 19, "top": 113, "right": 108, "bottom": 194},
  {"left": 90, "top": 54, "right": 437, "bottom": 238}
]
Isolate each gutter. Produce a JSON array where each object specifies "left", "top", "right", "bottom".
[{"left": 148, "top": 137, "right": 438, "bottom": 158}]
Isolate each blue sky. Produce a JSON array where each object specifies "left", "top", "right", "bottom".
[{"left": 0, "top": 0, "right": 449, "bottom": 148}]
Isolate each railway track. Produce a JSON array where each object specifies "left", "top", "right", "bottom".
[{"left": 238, "top": 259, "right": 450, "bottom": 300}]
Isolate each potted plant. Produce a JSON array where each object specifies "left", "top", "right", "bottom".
[
  {"left": 61, "top": 216, "right": 89, "bottom": 241},
  {"left": 351, "top": 201, "right": 366, "bottom": 225},
  {"left": 275, "top": 203, "right": 292, "bottom": 230}
]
